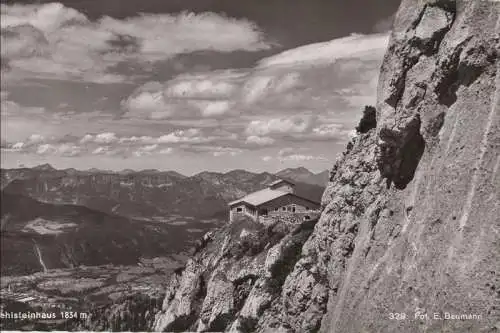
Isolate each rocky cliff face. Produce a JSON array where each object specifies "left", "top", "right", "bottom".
[
  {"left": 153, "top": 214, "right": 321, "bottom": 332},
  {"left": 154, "top": 0, "right": 499, "bottom": 332}
]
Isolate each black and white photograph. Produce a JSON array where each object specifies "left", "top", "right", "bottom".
[{"left": 0, "top": 0, "right": 499, "bottom": 332}]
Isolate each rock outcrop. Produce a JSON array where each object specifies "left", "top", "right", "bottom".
[
  {"left": 154, "top": 0, "right": 499, "bottom": 332},
  {"left": 153, "top": 215, "right": 320, "bottom": 332}
]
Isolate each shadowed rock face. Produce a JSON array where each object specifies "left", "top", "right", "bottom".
[{"left": 153, "top": 1, "right": 499, "bottom": 332}]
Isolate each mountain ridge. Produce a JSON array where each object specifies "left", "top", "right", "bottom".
[
  {"left": 1, "top": 166, "right": 326, "bottom": 220},
  {"left": 4, "top": 163, "right": 326, "bottom": 182}
]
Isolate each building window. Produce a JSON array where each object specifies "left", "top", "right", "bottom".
[
  {"left": 282, "top": 207, "right": 286, "bottom": 211},
  {"left": 275, "top": 208, "right": 279, "bottom": 211},
  {"left": 292, "top": 205, "right": 296, "bottom": 212},
  {"left": 236, "top": 207, "right": 242, "bottom": 212}
]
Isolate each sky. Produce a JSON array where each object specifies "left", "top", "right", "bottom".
[{"left": 0, "top": 0, "right": 400, "bottom": 175}]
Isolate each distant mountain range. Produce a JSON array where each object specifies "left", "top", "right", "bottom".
[
  {"left": 1, "top": 165, "right": 328, "bottom": 220},
  {"left": 275, "top": 167, "right": 329, "bottom": 187},
  {"left": 0, "top": 164, "right": 327, "bottom": 275}
]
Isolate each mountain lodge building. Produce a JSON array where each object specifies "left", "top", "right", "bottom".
[{"left": 228, "top": 179, "right": 320, "bottom": 223}]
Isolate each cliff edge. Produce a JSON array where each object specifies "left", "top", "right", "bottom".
[{"left": 154, "top": 0, "right": 499, "bottom": 332}]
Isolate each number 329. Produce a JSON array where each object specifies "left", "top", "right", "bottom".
[{"left": 389, "top": 313, "right": 406, "bottom": 320}]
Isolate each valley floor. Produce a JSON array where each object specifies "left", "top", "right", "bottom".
[{"left": 0, "top": 254, "right": 188, "bottom": 331}]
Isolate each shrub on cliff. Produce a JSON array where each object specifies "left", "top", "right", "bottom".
[{"left": 355, "top": 105, "right": 377, "bottom": 134}]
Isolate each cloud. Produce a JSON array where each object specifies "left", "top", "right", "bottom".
[
  {"left": 122, "top": 82, "right": 171, "bottom": 118},
  {"left": 180, "top": 145, "right": 244, "bottom": 157},
  {"left": 190, "top": 100, "right": 233, "bottom": 117},
  {"left": 80, "top": 132, "right": 118, "bottom": 144},
  {"left": 277, "top": 147, "right": 327, "bottom": 162},
  {"left": 283, "top": 154, "right": 327, "bottom": 161},
  {"left": 91, "top": 146, "right": 111, "bottom": 155},
  {"left": 164, "top": 71, "right": 245, "bottom": 99},
  {"left": 133, "top": 144, "right": 160, "bottom": 157},
  {"left": 27, "top": 134, "right": 45, "bottom": 144},
  {"left": 245, "top": 116, "right": 314, "bottom": 136},
  {"left": 211, "top": 147, "right": 244, "bottom": 157},
  {"left": 245, "top": 135, "right": 275, "bottom": 146},
  {"left": 1, "top": 99, "right": 45, "bottom": 116},
  {"left": 3, "top": 128, "right": 221, "bottom": 158},
  {"left": 157, "top": 129, "right": 211, "bottom": 144},
  {"left": 159, "top": 147, "right": 173, "bottom": 155},
  {"left": 1, "top": 3, "right": 271, "bottom": 82},
  {"left": 94, "top": 132, "right": 118, "bottom": 144},
  {"left": 2, "top": 28, "right": 390, "bottom": 171},
  {"left": 79, "top": 129, "right": 215, "bottom": 147},
  {"left": 311, "top": 124, "right": 344, "bottom": 137},
  {"left": 240, "top": 72, "right": 301, "bottom": 105},
  {"left": 119, "top": 31, "right": 388, "bottom": 128},
  {"left": 257, "top": 33, "right": 389, "bottom": 69},
  {"left": 35, "top": 143, "right": 81, "bottom": 156},
  {"left": 122, "top": 71, "right": 244, "bottom": 119}
]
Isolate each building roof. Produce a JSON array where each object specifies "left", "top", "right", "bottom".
[
  {"left": 229, "top": 188, "right": 289, "bottom": 207},
  {"left": 229, "top": 188, "right": 319, "bottom": 208}
]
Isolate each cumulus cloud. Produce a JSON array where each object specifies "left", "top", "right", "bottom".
[
  {"left": 2, "top": 128, "right": 222, "bottom": 158},
  {"left": 133, "top": 144, "right": 160, "bottom": 157},
  {"left": 121, "top": 81, "right": 173, "bottom": 119},
  {"left": 277, "top": 147, "right": 327, "bottom": 162},
  {"left": 77, "top": 129, "right": 215, "bottom": 148},
  {"left": 284, "top": 154, "right": 327, "bottom": 161},
  {"left": 1, "top": 2, "right": 271, "bottom": 82},
  {"left": 80, "top": 132, "right": 118, "bottom": 144},
  {"left": 122, "top": 71, "right": 244, "bottom": 119},
  {"left": 36, "top": 143, "right": 56, "bottom": 155},
  {"left": 3, "top": 26, "right": 390, "bottom": 169},
  {"left": 245, "top": 116, "right": 314, "bottom": 136},
  {"left": 157, "top": 129, "right": 211, "bottom": 144},
  {"left": 94, "top": 132, "right": 118, "bottom": 144},
  {"left": 91, "top": 146, "right": 111, "bottom": 155},
  {"left": 211, "top": 147, "right": 244, "bottom": 157},
  {"left": 119, "top": 31, "right": 387, "bottom": 127},
  {"left": 245, "top": 135, "right": 275, "bottom": 146},
  {"left": 28, "top": 134, "right": 45, "bottom": 143},
  {"left": 159, "top": 147, "right": 173, "bottom": 155},
  {"left": 164, "top": 71, "right": 245, "bottom": 99},
  {"left": 34, "top": 143, "right": 81, "bottom": 156},
  {"left": 311, "top": 124, "right": 344, "bottom": 137},
  {"left": 190, "top": 100, "right": 233, "bottom": 117}
]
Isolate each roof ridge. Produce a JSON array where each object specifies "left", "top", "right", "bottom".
[{"left": 229, "top": 187, "right": 288, "bottom": 207}]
